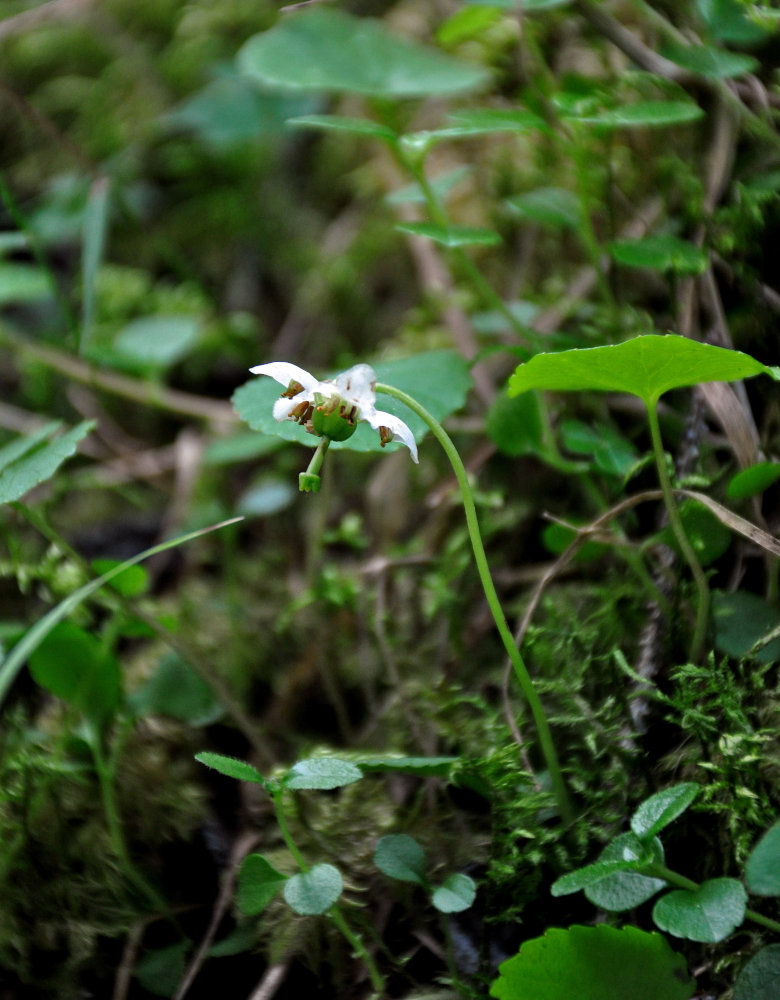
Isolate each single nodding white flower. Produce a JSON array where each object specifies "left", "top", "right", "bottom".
[{"left": 250, "top": 361, "right": 419, "bottom": 463}]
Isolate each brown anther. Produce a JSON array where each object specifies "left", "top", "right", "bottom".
[
  {"left": 290, "top": 400, "right": 314, "bottom": 424},
  {"left": 379, "top": 426, "right": 392, "bottom": 448},
  {"left": 281, "top": 380, "right": 306, "bottom": 399},
  {"left": 339, "top": 404, "right": 357, "bottom": 425}
]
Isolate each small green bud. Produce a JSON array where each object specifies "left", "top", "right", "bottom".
[{"left": 299, "top": 472, "right": 321, "bottom": 493}]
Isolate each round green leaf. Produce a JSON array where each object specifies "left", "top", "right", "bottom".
[
  {"left": 508, "top": 335, "right": 768, "bottom": 407},
  {"left": 734, "top": 944, "right": 780, "bottom": 1000},
  {"left": 652, "top": 878, "right": 746, "bottom": 942},
  {"left": 130, "top": 654, "right": 222, "bottom": 726},
  {"left": 237, "top": 854, "right": 287, "bottom": 915},
  {"left": 745, "top": 819, "right": 780, "bottom": 896},
  {"left": 0, "top": 263, "right": 52, "bottom": 304},
  {"left": 283, "top": 863, "right": 343, "bottom": 915},
  {"left": 194, "top": 752, "right": 268, "bottom": 786},
  {"left": 609, "top": 236, "right": 707, "bottom": 275},
  {"left": 584, "top": 833, "right": 667, "bottom": 911},
  {"left": 237, "top": 7, "right": 489, "bottom": 98},
  {"left": 29, "top": 622, "right": 120, "bottom": 729},
  {"left": 490, "top": 924, "right": 695, "bottom": 1000},
  {"left": 115, "top": 315, "right": 201, "bottom": 369},
  {"left": 432, "top": 873, "right": 476, "bottom": 913},
  {"left": 713, "top": 590, "right": 780, "bottom": 663},
  {"left": 374, "top": 834, "right": 427, "bottom": 885},
  {"left": 284, "top": 758, "right": 363, "bottom": 791},
  {"left": 631, "top": 784, "right": 699, "bottom": 839},
  {"left": 91, "top": 560, "right": 149, "bottom": 598}
]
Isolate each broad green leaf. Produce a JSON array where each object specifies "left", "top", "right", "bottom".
[
  {"left": 0, "top": 263, "right": 52, "bottom": 304},
  {"left": 508, "top": 335, "right": 769, "bottom": 408},
  {"left": 487, "top": 390, "right": 546, "bottom": 457},
  {"left": 584, "top": 833, "right": 667, "bottom": 911},
  {"left": 395, "top": 222, "right": 501, "bottom": 247},
  {"left": 374, "top": 834, "right": 427, "bottom": 885},
  {"left": 114, "top": 315, "right": 201, "bottom": 370},
  {"left": 490, "top": 924, "right": 695, "bottom": 1000},
  {"left": 656, "top": 500, "right": 732, "bottom": 566},
  {"left": 237, "top": 8, "right": 490, "bottom": 98},
  {"left": 287, "top": 115, "right": 398, "bottom": 143},
  {"left": 237, "top": 854, "right": 287, "bottom": 915},
  {"left": 447, "top": 107, "right": 548, "bottom": 134},
  {"left": 352, "top": 755, "right": 459, "bottom": 778},
  {"left": 166, "top": 76, "right": 310, "bottom": 146},
  {"left": 551, "top": 856, "right": 652, "bottom": 897},
  {"left": 560, "top": 420, "right": 638, "bottom": 478},
  {"left": 653, "top": 878, "right": 746, "bottom": 942},
  {"left": 697, "top": 0, "right": 770, "bottom": 44},
  {"left": 631, "top": 783, "right": 699, "bottom": 839},
  {"left": 506, "top": 188, "right": 580, "bottom": 228},
  {"left": 745, "top": 819, "right": 780, "bottom": 896},
  {"left": 233, "top": 350, "right": 472, "bottom": 455},
  {"left": 0, "top": 517, "right": 243, "bottom": 708},
  {"left": 0, "top": 420, "right": 94, "bottom": 504},
  {"left": 91, "top": 559, "right": 149, "bottom": 597},
  {"left": 133, "top": 940, "right": 189, "bottom": 998},
  {"left": 713, "top": 590, "right": 780, "bottom": 663},
  {"left": 29, "top": 622, "right": 121, "bottom": 729},
  {"left": 130, "top": 654, "right": 223, "bottom": 726},
  {"left": 283, "top": 863, "right": 343, "bottom": 915},
  {"left": 283, "top": 758, "right": 363, "bottom": 791},
  {"left": 0, "top": 421, "right": 61, "bottom": 474},
  {"left": 662, "top": 41, "right": 759, "bottom": 78},
  {"left": 194, "top": 752, "right": 268, "bottom": 787},
  {"left": 609, "top": 236, "right": 707, "bottom": 275},
  {"left": 733, "top": 945, "right": 780, "bottom": 1000},
  {"left": 81, "top": 176, "right": 109, "bottom": 351},
  {"left": 437, "top": 4, "right": 502, "bottom": 45},
  {"left": 576, "top": 101, "right": 704, "bottom": 128},
  {"left": 432, "top": 873, "right": 476, "bottom": 913},
  {"left": 727, "top": 462, "right": 780, "bottom": 501}
]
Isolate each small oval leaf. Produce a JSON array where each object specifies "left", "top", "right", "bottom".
[
  {"left": 195, "top": 752, "right": 268, "bottom": 786},
  {"left": 374, "top": 834, "right": 427, "bottom": 885},
  {"left": 432, "top": 873, "right": 476, "bottom": 913},
  {"left": 631, "top": 784, "right": 700, "bottom": 839},
  {"left": 283, "top": 863, "right": 343, "bottom": 915},
  {"left": 284, "top": 758, "right": 363, "bottom": 790},
  {"left": 237, "top": 854, "right": 287, "bottom": 915},
  {"left": 745, "top": 819, "right": 780, "bottom": 896}
]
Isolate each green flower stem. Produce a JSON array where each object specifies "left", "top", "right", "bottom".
[
  {"left": 299, "top": 437, "right": 330, "bottom": 493},
  {"left": 650, "top": 864, "right": 780, "bottom": 936},
  {"left": 273, "top": 790, "right": 385, "bottom": 993},
  {"left": 376, "top": 382, "right": 573, "bottom": 826},
  {"left": 645, "top": 401, "right": 709, "bottom": 662}
]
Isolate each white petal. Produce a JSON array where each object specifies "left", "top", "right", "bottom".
[
  {"left": 272, "top": 397, "right": 301, "bottom": 422},
  {"left": 366, "top": 409, "right": 419, "bottom": 463},
  {"left": 332, "top": 364, "right": 377, "bottom": 410},
  {"left": 249, "top": 362, "right": 321, "bottom": 392}
]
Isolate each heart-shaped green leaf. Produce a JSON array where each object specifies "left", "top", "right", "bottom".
[
  {"left": 508, "top": 335, "right": 769, "bottom": 408},
  {"left": 432, "top": 873, "right": 476, "bottom": 913},
  {"left": 237, "top": 854, "right": 287, "bottom": 915},
  {"left": 283, "top": 758, "right": 363, "bottom": 791},
  {"left": 238, "top": 7, "right": 489, "bottom": 98},
  {"left": 374, "top": 834, "right": 427, "bottom": 885},
  {"left": 490, "top": 924, "right": 694, "bottom": 1000},
  {"left": 745, "top": 819, "right": 780, "bottom": 896},
  {"left": 733, "top": 944, "right": 780, "bottom": 1000},
  {"left": 653, "top": 878, "right": 746, "bottom": 942},
  {"left": 283, "top": 863, "right": 343, "bottom": 915},
  {"left": 631, "top": 784, "right": 699, "bottom": 839}
]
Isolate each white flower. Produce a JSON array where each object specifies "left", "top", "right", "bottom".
[{"left": 250, "top": 362, "right": 419, "bottom": 462}]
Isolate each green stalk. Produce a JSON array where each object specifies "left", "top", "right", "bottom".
[
  {"left": 645, "top": 402, "right": 709, "bottom": 662},
  {"left": 376, "top": 382, "right": 573, "bottom": 825},
  {"left": 273, "top": 789, "right": 385, "bottom": 994}
]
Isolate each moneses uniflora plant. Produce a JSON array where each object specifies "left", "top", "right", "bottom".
[{"left": 251, "top": 361, "right": 418, "bottom": 492}]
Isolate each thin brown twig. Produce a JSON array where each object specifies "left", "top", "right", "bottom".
[
  {"left": 174, "top": 831, "right": 260, "bottom": 1000},
  {"left": 112, "top": 917, "right": 151, "bottom": 1000},
  {"left": 246, "top": 963, "right": 289, "bottom": 1000}
]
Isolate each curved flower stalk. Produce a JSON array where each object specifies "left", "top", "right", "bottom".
[{"left": 251, "top": 361, "right": 418, "bottom": 491}]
